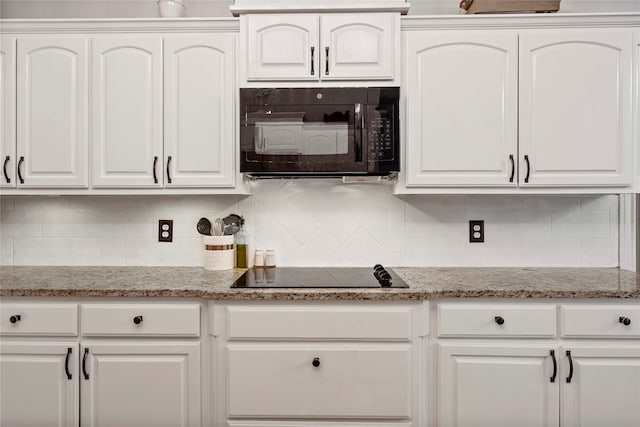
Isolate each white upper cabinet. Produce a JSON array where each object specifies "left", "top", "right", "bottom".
[
  {"left": 0, "top": 36, "right": 16, "bottom": 188},
  {"left": 519, "top": 31, "right": 632, "bottom": 187},
  {"left": 16, "top": 36, "right": 89, "bottom": 187},
  {"left": 246, "top": 14, "right": 319, "bottom": 81},
  {"left": 403, "top": 23, "right": 635, "bottom": 192},
  {"left": 164, "top": 35, "right": 236, "bottom": 187},
  {"left": 405, "top": 31, "right": 518, "bottom": 187},
  {"left": 245, "top": 13, "right": 396, "bottom": 81},
  {"left": 320, "top": 13, "right": 395, "bottom": 80},
  {"left": 91, "top": 36, "right": 163, "bottom": 188}
]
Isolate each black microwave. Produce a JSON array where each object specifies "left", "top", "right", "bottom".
[{"left": 239, "top": 87, "right": 400, "bottom": 177}]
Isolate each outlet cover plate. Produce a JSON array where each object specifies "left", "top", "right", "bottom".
[
  {"left": 158, "top": 220, "right": 173, "bottom": 242},
  {"left": 469, "top": 220, "right": 484, "bottom": 243}
]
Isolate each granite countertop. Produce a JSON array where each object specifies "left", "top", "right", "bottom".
[{"left": 0, "top": 266, "right": 638, "bottom": 300}]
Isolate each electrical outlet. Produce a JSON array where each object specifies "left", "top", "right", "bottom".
[
  {"left": 158, "top": 220, "right": 173, "bottom": 242},
  {"left": 469, "top": 220, "right": 484, "bottom": 243}
]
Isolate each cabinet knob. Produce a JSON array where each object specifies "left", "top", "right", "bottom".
[
  {"left": 133, "top": 315, "right": 143, "bottom": 325},
  {"left": 9, "top": 315, "right": 21, "bottom": 324},
  {"left": 494, "top": 316, "right": 505, "bottom": 325},
  {"left": 619, "top": 316, "right": 631, "bottom": 326},
  {"left": 312, "top": 357, "right": 320, "bottom": 368}
]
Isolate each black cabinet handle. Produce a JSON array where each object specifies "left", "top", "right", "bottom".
[
  {"left": 325, "top": 46, "right": 329, "bottom": 75},
  {"left": 550, "top": 349, "right": 557, "bottom": 383},
  {"left": 82, "top": 348, "right": 89, "bottom": 380},
  {"left": 619, "top": 316, "right": 631, "bottom": 326},
  {"left": 494, "top": 316, "right": 505, "bottom": 325},
  {"left": 3, "top": 155, "right": 10, "bottom": 183},
  {"left": 509, "top": 154, "right": 515, "bottom": 183},
  {"left": 312, "top": 357, "right": 320, "bottom": 367},
  {"left": 17, "top": 156, "right": 24, "bottom": 184},
  {"left": 65, "top": 347, "right": 72, "bottom": 380},
  {"left": 310, "top": 46, "right": 315, "bottom": 76},
  {"left": 153, "top": 156, "right": 158, "bottom": 184},
  {"left": 9, "top": 314, "right": 21, "bottom": 324},
  {"left": 166, "top": 156, "right": 172, "bottom": 184},
  {"left": 566, "top": 350, "right": 573, "bottom": 383},
  {"left": 133, "top": 315, "right": 143, "bottom": 325},
  {"left": 524, "top": 155, "right": 530, "bottom": 183}
]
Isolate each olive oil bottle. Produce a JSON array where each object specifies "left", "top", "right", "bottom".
[{"left": 235, "top": 219, "right": 248, "bottom": 268}]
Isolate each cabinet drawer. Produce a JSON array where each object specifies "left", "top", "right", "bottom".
[
  {"left": 81, "top": 304, "right": 200, "bottom": 337},
  {"left": 227, "top": 344, "right": 411, "bottom": 418},
  {"left": 223, "top": 305, "right": 413, "bottom": 341},
  {"left": 561, "top": 305, "right": 640, "bottom": 338},
  {"left": 438, "top": 304, "right": 557, "bottom": 337},
  {"left": 0, "top": 303, "right": 78, "bottom": 336}
]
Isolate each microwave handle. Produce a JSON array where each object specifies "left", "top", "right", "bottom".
[{"left": 354, "top": 103, "right": 363, "bottom": 162}]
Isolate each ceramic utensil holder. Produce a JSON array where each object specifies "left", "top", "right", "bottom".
[{"left": 203, "top": 235, "right": 234, "bottom": 270}]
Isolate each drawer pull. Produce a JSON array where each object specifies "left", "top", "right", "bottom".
[
  {"left": 549, "top": 349, "right": 557, "bottom": 383},
  {"left": 133, "top": 315, "right": 144, "bottom": 325},
  {"left": 83, "top": 348, "right": 89, "bottom": 380},
  {"left": 565, "top": 350, "right": 573, "bottom": 383},
  {"left": 494, "top": 316, "right": 505, "bottom": 325},
  {"left": 619, "top": 316, "right": 631, "bottom": 326},
  {"left": 9, "top": 314, "right": 21, "bottom": 324},
  {"left": 312, "top": 357, "right": 320, "bottom": 368},
  {"left": 65, "top": 347, "right": 72, "bottom": 380}
]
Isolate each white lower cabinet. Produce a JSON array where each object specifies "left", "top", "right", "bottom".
[
  {"left": 561, "top": 345, "right": 640, "bottom": 427},
  {"left": 438, "top": 344, "right": 559, "bottom": 427},
  {"left": 0, "top": 342, "right": 79, "bottom": 427},
  {"left": 210, "top": 302, "right": 425, "bottom": 427},
  {"left": 0, "top": 301, "right": 202, "bottom": 427},
  {"left": 80, "top": 342, "right": 201, "bottom": 427},
  {"left": 435, "top": 302, "right": 640, "bottom": 427}
]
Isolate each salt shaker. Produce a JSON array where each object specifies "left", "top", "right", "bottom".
[
  {"left": 265, "top": 250, "right": 276, "bottom": 268},
  {"left": 254, "top": 250, "right": 265, "bottom": 268}
]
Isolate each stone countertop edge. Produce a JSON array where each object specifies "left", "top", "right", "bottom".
[{"left": 0, "top": 266, "right": 638, "bottom": 300}]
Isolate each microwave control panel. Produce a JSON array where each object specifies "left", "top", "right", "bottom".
[{"left": 368, "top": 113, "right": 394, "bottom": 162}]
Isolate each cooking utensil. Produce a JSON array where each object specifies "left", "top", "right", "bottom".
[
  {"left": 222, "top": 214, "right": 242, "bottom": 235},
  {"left": 212, "top": 217, "right": 224, "bottom": 236},
  {"left": 196, "top": 217, "right": 212, "bottom": 235}
]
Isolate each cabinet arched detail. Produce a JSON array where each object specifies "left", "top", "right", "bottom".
[
  {"left": 405, "top": 32, "right": 518, "bottom": 186},
  {"left": 326, "top": 22, "right": 384, "bottom": 67},
  {"left": 17, "top": 37, "right": 89, "bottom": 188}
]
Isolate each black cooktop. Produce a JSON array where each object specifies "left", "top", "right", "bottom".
[{"left": 231, "top": 266, "right": 408, "bottom": 289}]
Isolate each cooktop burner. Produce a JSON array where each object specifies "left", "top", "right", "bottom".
[{"left": 230, "top": 265, "right": 408, "bottom": 289}]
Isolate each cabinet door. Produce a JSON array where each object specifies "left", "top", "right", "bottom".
[
  {"left": 164, "top": 35, "right": 235, "bottom": 187},
  {"left": 520, "top": 31, "right": 632, "bottom": 187},
  {"left": 0, "top": 36, "right": 16, "bottom": 188},
  {"left": 405, "top": 31, "right": 518, "bottom": 186},
  {"left": 246, "top": 14, "right": 319, "bottom": 81},
  {"left": 92, "top": 36, "right": 162, "bottom": 188},
  {"left": 17, "top": 36, "right": 88, "bottom": 187},
  {"left": 438, "top": 344, "right": 559, "bottom": 427},
  {"left": 562, "top": 345, "right": 640, "bottom": 427},
  {"left": 320, "top": 13, "right": 395, "bottom": 80},
  {"left": 0, "top": 342, "right": 79, "bottom": 427},
  {"left": 80, "top": 342, "right": 200, "bottom": 427}
]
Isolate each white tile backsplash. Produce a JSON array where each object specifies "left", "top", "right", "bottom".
[{"left": 0, "top": 188, "right": 620, "bottom": 267}]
